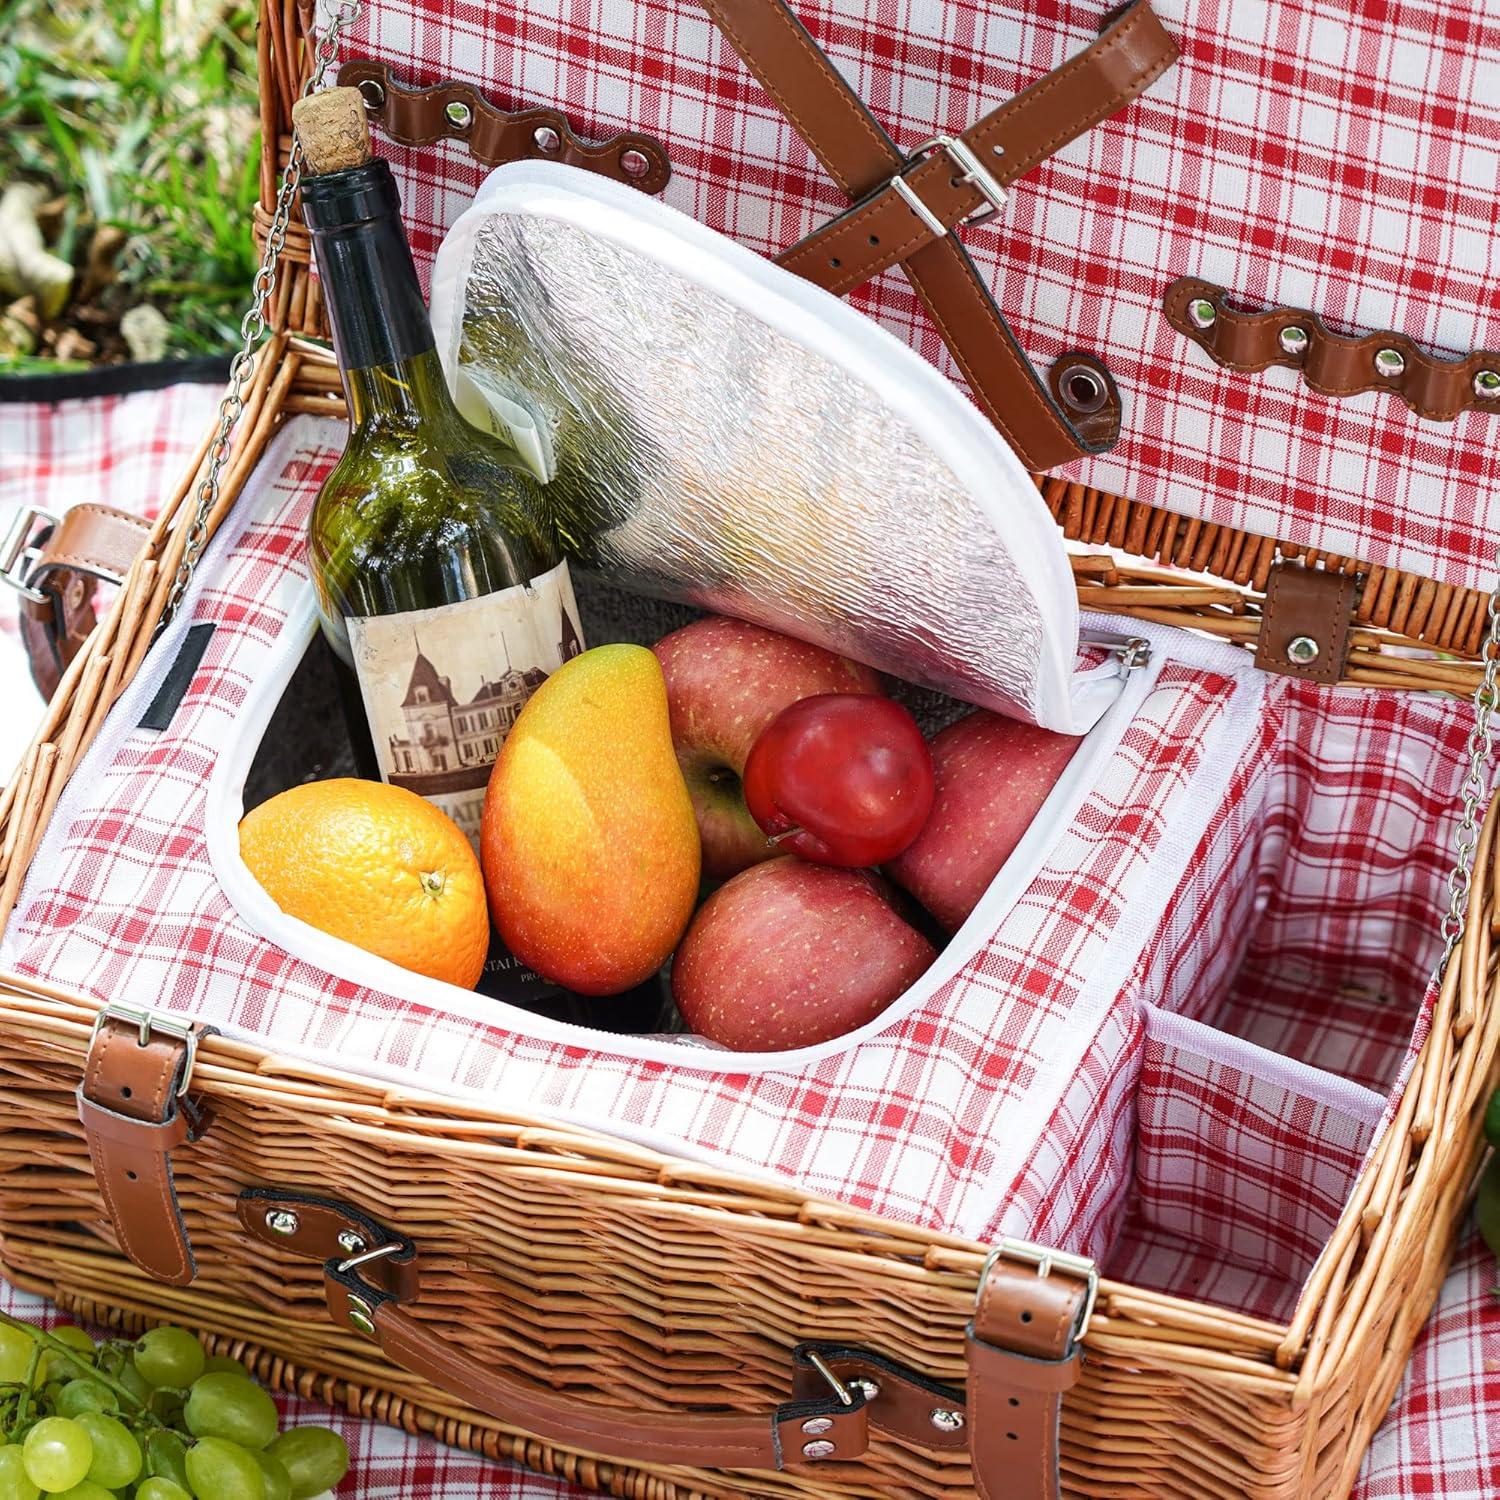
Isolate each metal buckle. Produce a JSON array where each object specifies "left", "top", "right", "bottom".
[
  {"left": 892, "top": 134, "right": 1009, "bottom": 239},
  {"left": 981, "top": 1237, "right": 1099, "bottom": 1348},
  {"left": 89, "top": 1005, "right": 200, "bottom": 1098},
  {"left": 0, "top": 505, "right": 63, "bottom": 606},
  {"left": 336, "top": 1240, "right": 406, "bottom": 1276}
]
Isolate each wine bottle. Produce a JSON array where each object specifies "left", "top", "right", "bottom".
[{"left": 294, "top": 88, "right": 585, "bottom": 853}]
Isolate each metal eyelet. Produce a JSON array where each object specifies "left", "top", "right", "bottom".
[
  {"left": 1474, "top": 369, "right": 1500, "bottom": 399},
  {"left": 532, "top": 125, "right": 562, "bottom": 155},
  {"left": 264, "top": 1209, "right": 299, "bottom": 1236},
  {"left": 620, "top": 148, "right": 652, "bottom": 179},
  {"left": 444, "top": 100, "right": 473, "bottom": 132},
  {"left": 1374, "top": 347, "right": 1406, "bottom": 378},
  {"left": 1287, "top": 635, "right": 1320, "bottom": 665},
  {"left": 1278, "top": 326, "right": 1309, "bottom": 356},
  {"left": 929, "top": 1408, "right": 965, "bottom": 1432},
  {"left": 356, "top": 79, "right": 385, "bottom": 111},
  {"left": 1187, "top": 298, "right": 1217, "bottom": 329},
  {"left": 1055, "top": 363, "right": 1109, "bottom": 415}
]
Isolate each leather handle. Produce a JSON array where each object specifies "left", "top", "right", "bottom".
[{"left": 323, "top": 1256, "right": 868, "bottom": 1470}]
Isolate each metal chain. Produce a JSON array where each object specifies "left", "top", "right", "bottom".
[
  {"left": 160, "top": 0, "right": 363, "bottom": 627},
  {"left": 1438, "top": 553, "right": 1500, "bottom": 971}
]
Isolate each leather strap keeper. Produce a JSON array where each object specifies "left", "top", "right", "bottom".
[
  {"left": 1255, "top": 562, "right": 1363, "bottom": 685},
  {"left": 337, "top": 60, "right": 672, "bottom": 195},
  {"left": 13, "top": 503, "right": 151, "bottom": 700},
  {"left": 967, "top": 1246, "right": 1093, "bottom": 1500},
  {"left": 78, "top": 1011, "right": 216, "bottom": 1288}
]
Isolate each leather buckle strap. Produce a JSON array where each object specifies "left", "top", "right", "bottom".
[
  {"left": 780, "top": 2, "right": 1179, "bottom": 303},
  {"left": 702, "top": 0, "right": 1179, "bottom": 471},
  {"left": 9, "top": 502, "right": 152, "bottom": 700},
  {"left": 78, "top": 1007, "right": 216, "bottom": 1288},
  {"left": 966, "top": 1238, "right": 1097, "bottom": 1500}
]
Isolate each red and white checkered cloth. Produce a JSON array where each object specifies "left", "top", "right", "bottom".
[{"left": 328, "top": 0, "right": 1500, "bottom": 594}]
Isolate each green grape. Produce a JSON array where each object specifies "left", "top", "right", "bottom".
[
  {"left": 135, "top": 1482, "right": 192, "bottom": 1500},
  {"left": 73, "top": 1414, "right": 139, "bottom": 1489},
  {"left": 131, "top": 1329, "right": 205, "bottom": 1391},
  {"left": 39, "top": 1484, "right": 111, "bottom": 1500},
  {"left": 252, "top": 1453, "right": 291, "bottom": 1500},
  {"left": 116, "top": 1363, "right": 151, "bottom": 1406},
  {"left": 202, "top": 1356, "right": 249, "bottom": 1378},
  {"left": 183, "top": 1437, "right": 265, "bottom": 1500},
  {"left": 40, "top": 1329, "right": 96, "bottom": 1384},
  {"left": 54, "top": 1381, "right": 117, "bottom": 1418},
  {"left": 265, "top": 1429, "right": 348, "bottom": 1499},
  {"left": 0, "top": 1443, "right": 40, "bottom": 1500},
  {"left": 183, "top": 1374, "right": 278, "bottom": 1451},
  {"left": 21, "top": 1418, "right": 93, "bottom": 1492},
  {"left": 143, "top": 1433, "right": 189, "bottom": 1490},
  {"left": 0, "top": 1324, "right": 37, "bottom": 1384}
]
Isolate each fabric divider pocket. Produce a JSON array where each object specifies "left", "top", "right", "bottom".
[{"left": 1132, "top": 1002, "right": 1388, "bottom": 1289}]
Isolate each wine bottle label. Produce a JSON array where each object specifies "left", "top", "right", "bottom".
[{"left": 345, "top": 559, "right": 583, "bottom": 844}]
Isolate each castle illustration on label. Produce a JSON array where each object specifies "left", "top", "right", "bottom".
[{"left": 386, "top": 604, "right": 583, "bottom": 798}]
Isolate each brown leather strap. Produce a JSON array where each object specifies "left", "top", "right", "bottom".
[
  {"left": 966, "top": 1255, "right": 1090, "bottom": 1500},
  {"left": 700, "top": 0, "right": 1178, "bottom": 468},
  {"left": 1165, "top": 276, "right": 1500, "bottom": 422},
  {"left": 337, "top": 60, "right": 672, "bottom": 195},
  {"left": 18, "top": 504, "right": 150, "bottom": 700},
  {"left": 780, "top": 3, "right": 1178, "bottom": 297},
  {"left": 324, "top": 1259, "right": 869, "bottom": 1469},
  {"left": 1254, "top": 562, "right": 1363, "bottom": 684},
  {"left": 78, "top": 1014, "right": 214, "bottom": 1288}
]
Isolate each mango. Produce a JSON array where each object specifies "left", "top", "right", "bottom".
[{"left": 480, "top": 644, "right": 701, "bottom": 995}]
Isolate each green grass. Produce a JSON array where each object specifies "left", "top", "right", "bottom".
[{"left": 0, "top": 0, "right": 261, "bottom": 373}]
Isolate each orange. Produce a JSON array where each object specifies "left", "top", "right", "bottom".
[{"left": 240, "top": 779, "right": 488, "bottom": 989}]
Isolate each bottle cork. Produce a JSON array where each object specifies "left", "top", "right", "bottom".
[{"left": 293, "top": 87, "right": 372, "bottom": 176}]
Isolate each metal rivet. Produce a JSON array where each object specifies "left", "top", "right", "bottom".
[
  {"left": 801, "top": 1440, "right": 836, "bottom": 1460},
  {"left": 532, "top": 125, "right": 562, "bottom": 155},
  {"left": 801, "top": 1417, "right": 833, "bottom": 1436},
  {"left": 336, "top": 1230, "right": 367, "bottom": 1255},
  {"left": 1056, "top": 363, "right": 1108, "bottom": 415},
  {"left": 445, "top": 100, "right": 473, "bottom": 131},
  {"left": 930, "top": 1407, "right": 966, "bottom": 1433},
  {"left": 1278, "top": 325, "right": 1309, "bottom": 356},
  {"left": 265, "top": 1209, "right": 300, "bottom": 1237},
  {"left": 1474, "top": 369, "right": 1500, "bottom": 399},
  {"left": 620, "top": 148, "right": 652, "bottom": 179},
  {"left": 1188, "top": 298, "right": 1217, "bottom": 329},
  {"left": 1287, "top": 635, "right": 1320, "bottom": 665},
  {"left": 848, "top": 1378, "right": 880, "bottom": 1402},
  {"left": 1374, "top": 347, "right": 1406, "bottom": 378},
  {"left": 346, "top": 1295, "right": 376, "bottom": 1337},
  {"left": 357, "top": 79, "right": 385, "bottom": 111}
]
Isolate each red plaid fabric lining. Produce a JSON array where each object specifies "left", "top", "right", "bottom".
[
  {"left": 333, "top": 0, "right": 1500, "bottom": 593},
  {"left": 3, "top": 414, "right": 1249, "bottom": 1250}
]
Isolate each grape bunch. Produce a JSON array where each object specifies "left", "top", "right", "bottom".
[{"left": 0, "top": 1314, "right": 349, "bottom": 1500}]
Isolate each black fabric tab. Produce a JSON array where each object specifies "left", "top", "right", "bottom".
[{"left": 139, "top": 622, "right": 216, "bottom": 731}]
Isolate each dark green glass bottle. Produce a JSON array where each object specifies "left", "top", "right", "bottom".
[{"left": 300, "top": 149, "right": 586, "bottom": 855}]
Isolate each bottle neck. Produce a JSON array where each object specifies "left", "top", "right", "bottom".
[{"left": 303, "top": 159, "right": 457, "bottom": 432}]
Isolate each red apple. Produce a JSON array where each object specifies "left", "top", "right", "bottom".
[
  {"left": 743, "top": 694, "right": 934, "bottom": 867},
  {"left": 672, "top": 859, "right": 936, "bottom": 1051},
  {"left": 652, "top": 617, "right": 884, "bottom": 881},
  {"left": 886, "top": 711, "right": 1082, "bottom": 932}
]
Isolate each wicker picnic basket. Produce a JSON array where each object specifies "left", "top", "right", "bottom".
[{"left": 0, "top": 2, "right": 1496, "bottom": 1498}]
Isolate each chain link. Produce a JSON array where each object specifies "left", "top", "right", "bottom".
[
  {"left": 1438, "top": 552, "right": 1500, "bottom": 971},
  {"left": 160, "top": 0, "right": 363, "bottom": 627}
]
